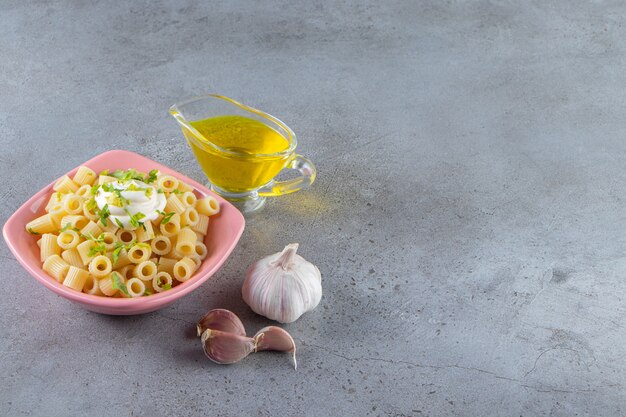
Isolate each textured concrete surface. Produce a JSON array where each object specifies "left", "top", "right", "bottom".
[{"left": 1, "top": 0, "right": 626, "bottom": 416}]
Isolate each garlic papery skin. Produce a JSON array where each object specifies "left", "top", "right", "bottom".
[
  {"left": 254, "top": 326, "right": 297, "bottom": 370},
  {"left": 197, "top": 309, "right": 246, "bottom": 337},
  {"left": 242, "top": 243, "right": 322, "bottom": 324},
  {"left": 201, "top": 329, "right": 256, "bottom": 365}
]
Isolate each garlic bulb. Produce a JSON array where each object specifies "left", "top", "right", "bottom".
[{"left": 242, "top": 243, "right": 322, "bottom": 323}]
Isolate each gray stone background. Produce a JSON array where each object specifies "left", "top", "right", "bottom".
[{"left": 1, "top": 1, "right": 626, "bottom": 416}]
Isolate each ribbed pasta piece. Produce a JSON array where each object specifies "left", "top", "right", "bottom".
[
  {"left": 157, "top": 257, "right": 177, "bottom": 276},
  {"left": 157, "top": 175, "right": 178, "bottom": 192},
  {"left": 195, "top": 196, "right": 220, "bottom": 216},
  {"left": 126, "top": 278, "right": 145, "bottom": 297},
  {"left": 57, "top": 230, "right": 80, "bottom": 250},
  {"left": 42, "top": 254, "right": 70, "bottom": 283},
  {"left": 98, "top": 274, "right": 118, "bottom": 296},
  {"left": 150, "top": 235, "right": 171, "bottom": 256},
  {"left": 61, "top": 249, "right": 84, "bottom": 268},
  {"left": 88, "top": 255, "right": 112, "bottom": 278},
  {"left": 173, "top": 257, "right": 196, "bottom": 282},
  {"left": 136, "top": 220, "right": 155, "bottom": 242},
  {"left": 63, "top": 266, "right": 89, "bottom": 291},
  {"left": 175, "top": 228, "right": 197, "bottom": 258},
  {"left": 180, "top": 207, "right": 199, "bottom": 227},
  {"left": 73, "top": 166, "right": 97, "bottom": 186},
  {"left": 153, "top": 272, "right": 173, "bottom": 293},
  {"left": 40, "top": 233, "right": 61, "bottom": 262},
  {"left": 127, "top": 243, "right": 152, "bottom": 264},
  {"left": 164, "top": 194, "right": 186, "bottom": 215},
  {"left": 134, "top": 260, "right": 157, "bottom": 281},
  {"left": 80, "top": 221, "right": 103, "bottom": 240},
  {"left": 26, "top": 214, "right": 58, "bottom": 235},
  {"left": 83, "top": 275, "right": 103, "bottom": 295},
  {"left": 61, "top": 215, "right": 89, "bottom": 230},
  {"left": 53, "top": 175, "right": 79, "bottom": 194}
]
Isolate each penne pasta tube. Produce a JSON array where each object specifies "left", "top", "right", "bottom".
[
  {"left": 60, "top": 215, "right": 89, "bottom": 230},
  {"left": 136, "top": 220, "right": 155, "bottom": 242},
  {"left": 180, "top": 191, "right": 197, "bottom": 208},
  {"left": 180, "top": 207, "right": 199, "bottom": 227},
  {"left": 195, "top": 196, "right": 220, "bottom": 216},
  {"left": 134, "top": 261, "right": 157, "bottom": 282},
  {"left": 88, "top": 255, "right": 112, "bottom": 278},
  {"left": 63, "top": 266, "right": 89, "bottom": 291},
  {"left": 80, "top": 221, "right": 103, "bottom": 240},
  {"left": 126, "top": 278, "right": 145, "bottom": 297},
  {"left": 42, "top": 254, "right": 70, "bottom": 283},
  {"left": 173, "top": 257, "right": 196, "bottom": 282},
  {"left": 98, "top": 274, "right": 118, "bottom": 296},
  {"left": 127, "top": 243, "right": 152, "bottom": 264},
  {"left": 26, "top": 214, "right": 57, "bottom": 235},
  {"left": 40, "top": 234, "right": 61, "bottom": 262},
  {"left": 164, "top": 194, "right": 186, "bottom": 215},
  {"left": 83, "top": 275, "right": 103, "bottom": 295},
  {"left": 73, "top": 166, "right": 97, "bottom": 186},
  {"left": 157, "top": 257, "right": 177, "bottom": 276},
  {"left": 150, "top": 235, "right": 171, "bottom": 256},
  {"left": 175, "top": 228, "right": 196, "bottom": 258},
  {"left": 159, "top": 213, "right": 180, "bottom": 237},
  {"left": 61, "top": 249, "right": 84, "bottom": 269},
  {"left": 157, "top": 175, "right": 178, "bottom": 192},
  {"left": 152, "top": 272, "right": 173, "bottom": 293},
  {"left": 53, "top": 175, "right": 79, "bottom": 194},
  {"left": 57, "top": 230, "right": 80, "bottom": 250},
  {"left": 194, "top": 241, "right": 208, "bottom": 260}
]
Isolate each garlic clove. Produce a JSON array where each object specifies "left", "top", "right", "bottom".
[
  {"left": 197, "top": 308, "right": 246, "bottom": 337},
  {"left": 253, "top": 326, "right": 297, "bottom": 370},
  {"left": 242, "top": 243, "right": 322, "bottom": 323},
  {"left": 201, "top": 329, "right": 256, "bottom": 364}
]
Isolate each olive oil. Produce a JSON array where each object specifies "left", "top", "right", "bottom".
[{"left": 184, "top": 115, "right": 291, "bottom": 193}]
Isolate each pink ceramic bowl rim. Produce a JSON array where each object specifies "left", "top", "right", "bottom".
[{"left": 2, "top": 149, "right": 245, "bottom": 313}]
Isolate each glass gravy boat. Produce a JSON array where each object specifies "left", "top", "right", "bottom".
[{"left": 170, "top": 94, "right": 316, "bottom": 212}]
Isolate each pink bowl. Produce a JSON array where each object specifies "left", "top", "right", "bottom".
[{"left": 2, "top": 150, "right": 245, "bottom": 315}]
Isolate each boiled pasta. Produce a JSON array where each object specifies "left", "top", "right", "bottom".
[
  {"left": 73, "top": 166, "right": 97, "bottom": 186},
  {"left": 150, "top": 235, "right": 171, "bottom": 256},
  {"left": 63, "top": 266, "right": 89, "bottom": 291},
  {"left": 89, "top": 255, "right": 112, "bottom": 278},
  {"left": 173, "top": 257, "right": 196, "bottom": 282},
  {"left": 175, "top": 228, "right": 197, "bottom": 258},
  {"left": 42, "top": 254, "right": 70, "bottom": 283},
  {"left": 53, "top": 175, "right": 79, "bottom": 194},
  {"left": 126, "top": 278, "right": 145, "bottom": 298},
  {"left": 27, "top": 167, "right": 216, "bottom": 297},
  {"left": 196, "top": 196, "right": 220, "bottom": 216},
  {"left": 40, "top": 234, "right": 61, "bottom": 262},
  {"left": 57, "top": 229, "right": 80, "bottom": 250},
  {"left": 134, "top": 261, "right": 157, "bottom": 281},
  {"left": 181, "top": 207, "right": 199, "bottom": 227},
  {"left": 26, "top": 214, "right": 57, "bottom": 235},
  {"left": 153, "top": 272, "right": 173, "bottom": 293}
]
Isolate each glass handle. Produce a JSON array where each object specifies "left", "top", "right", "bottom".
[{"left": 258, "top": 154, "right": 317, "bottom": 197}]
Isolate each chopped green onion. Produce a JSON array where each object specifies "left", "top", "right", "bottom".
[
  {"left": 146, "top": 169, "right": 159, "bottom": 184},
  {"left": 88, "top": 243, "right": 106, "bottom": 257},
  {"left": 111, "top": 272, "right": 130, "bottom": 296},
  {"left": 160, "top": 211, "right": 175, "bottom": 225},
  {"left": 98, "top": 204, "right": 110, "bottom": 226},
  {"left": 27, "top": 227, "right": 40, "bottom": 235}
]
